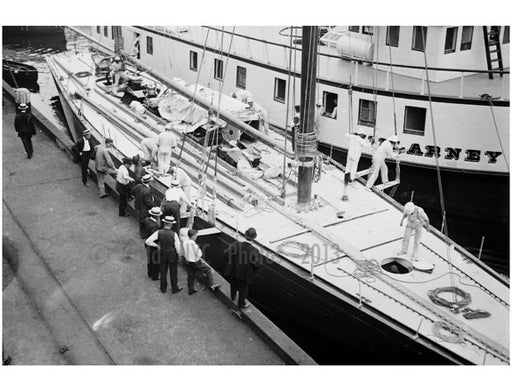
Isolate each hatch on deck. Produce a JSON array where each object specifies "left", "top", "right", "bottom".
[{"left": 381, "top": 257, "right": 413, "bottom": 274}]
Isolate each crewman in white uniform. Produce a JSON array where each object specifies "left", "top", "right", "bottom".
[
  {"left": 398, "top": 201, "right": 430, "bottom": 262},
  {"left": 365, "top": 135, "right": 399, "bottom": 189},
  {"left": 247, "top": 98, "right": 269, "bottom": 135},
  {"left": 344, "top": 128, "right": 372, "bottom": 185},
  {"left": 232, "top": 89, "right": 253, "bottom": 104},
  {"left": 169, "top": 165, "right": 192, "bottom": 216},
  {"left": 157, "top": 123, "right": 178, "bottom": 175},
  {"left": 140, "top": 137, "right": 159, "bottom": 165}
]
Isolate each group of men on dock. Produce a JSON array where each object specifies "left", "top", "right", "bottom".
[{"left": 68, "top": 129, "right": 262, "bottom": 310}]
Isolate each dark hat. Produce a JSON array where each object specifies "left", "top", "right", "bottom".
[
  {"left": 83, "top": 129, "right": 91, "bottom": 136},
  {"left": 122, "top": 157, "right": 132, "bottom": 164},
  {"left": 245, "top": 227, "right": 257, "bottom": 240},
  {"left": 163, "top": 216, "right": 175, "bottom": 225},
  {"left": 142, "top": 174, "right": 153, "bottom": 184},
  {"left": 105, "top": 137, "right": 113, "bottom": 144}
]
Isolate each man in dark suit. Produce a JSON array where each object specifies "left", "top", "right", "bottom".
[
  {"left": 71, "top": 129, "right": 94, "bottom": 186},
  {"left": 14, "top": 103, "right": 36, "bottom": 159},
  {"left": 140, "top": 207, "right": 162, "bottom": 280},
  {"left": 145, "top": 216, "right": 183, "bottom": 294},
  {"left": 224, "top": 227, "right": 262, "bottom": 310},
  {"left": 134, "top": 174, "right": 155, "bottom": 235}
]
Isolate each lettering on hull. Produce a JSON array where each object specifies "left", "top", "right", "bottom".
[{"left": 403, "top": 143, "right": 502, "bottom": 164}]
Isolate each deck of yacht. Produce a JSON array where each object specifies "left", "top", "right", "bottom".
[{"left": 47, "top": 51, "right": 510, "bottom": 365}]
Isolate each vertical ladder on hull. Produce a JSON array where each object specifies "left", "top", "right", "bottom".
[{"left": 482, "top": 26, "right": 504, "bottom": 80}]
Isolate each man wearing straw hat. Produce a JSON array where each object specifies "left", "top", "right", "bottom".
[
  {"left": 141, "top": 207, "right": 163, "bottom": 280},
  {"left": 146, "top": 216, "right": 183, "bottom": 294},
  {"left": 134, "top": 174, "right": 155, "bottom": 234},
  {"left": 162, "top": 179, "right": 192, "bottom": 233}
]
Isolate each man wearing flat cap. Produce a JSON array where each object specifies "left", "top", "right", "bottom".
[
  {"left": 116, "top": 157, "right": 134, "bottom": 216},
  {"left": 223, "top": 227, "right": 262, "bottom": 310},
  {"left": 141, "top": 207, "right": 163, "bottom": 280},
  {"left": 146, "top": 216, "right": 183, "bottom": 294},
  {"left": 134, "top": 174, "right": 155, "bottom": 235},
  {"left": 71, "top": 129, "right": 95, "bottom": 187}
]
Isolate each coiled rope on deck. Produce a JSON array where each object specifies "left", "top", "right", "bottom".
[
  {"left": 432, "top": 321, "right": 466, "bottom": 344},
  {"left": 428, "top": 286, "right": 472, "bottom": 313},
  {"left": 277, "top": 240, "right": 311, "bottom": 259}
]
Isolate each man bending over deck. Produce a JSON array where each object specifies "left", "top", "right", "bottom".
[{"left": 398, "top": 201, "right": 430, "bottom": 262}]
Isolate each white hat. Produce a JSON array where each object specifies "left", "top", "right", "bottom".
[
  {"left": 164, "top": 123, "right": 174, "bottom": 131},
  {"left": 163, "top": 216, "right": 176, "bottom": 224},
  {"left": 388, "top": 135, "right": 399, "bottom": 143},
  {"left": 316, "top": 99, "right": 322, "bottom": 106},
  {"left": 404, "top": 202, "right": 415, "bottom": 215},
  {"left": 171, "top": 179, "right": 180, "bottom": 187},
  {"left": 228, "top": 140, "right": 238, "bottom": 147},
  {"left": 149, "top": 207, "right": 162, "bottom": 216}
]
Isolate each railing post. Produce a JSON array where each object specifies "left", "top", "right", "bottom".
[
  {"left": 385, "top": 69, "right": 390, "bottom": 91},
  {"left": 358, "top": 279, "right": 363, "bottom": 308},
  {"left": 413, "top": 318, "right": 424, "bottom": 340},
  {"left": 420, "top": 75, "right": 425, "bottom": 95},
  {"left": 310, "top": 254, "right": 315, "bottom": 280},
  {"left": 354, "top": 61, "right": 359, "bottom": 85},
  {"left": 478, "top": 236, "right": 485, "bottom": 260}
]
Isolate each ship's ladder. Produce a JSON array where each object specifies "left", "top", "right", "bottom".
[{"left": 482, "top": 26, "right": 504, "bottom": 80}]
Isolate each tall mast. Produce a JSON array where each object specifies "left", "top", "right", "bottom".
[
  {"left": 297, "top": 26, "right": 318, "bottom": 206},
  {"left": 112, "top": 26, "right": 124, "bottom": 54}
]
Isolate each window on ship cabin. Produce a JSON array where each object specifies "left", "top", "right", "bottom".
[
  {"left": 214, "top": 59, "right": 224, "bottom": 81},
  {"left": 362, "top": 26, "right": 374, "bottom": 35},
  {"left": 460, "top": 26, "right": 474, "bottom": 51},
  {"left": 111, "top": 27, "right": 115, "bottom": 39},
  {"left": 189, "top": 51, "right": 198, "bottom": 71},
  {"left": 386, "top": 26, "right": 400, "bottom": 47},
  {"left": 403, "top": 106, "right": 427, "bottom": 136},
  {"left": 103, "top": 26, "right": 108, "bottom": 37},
  {"left": 412, "top": 26, "right": 428, "bottom": 52},
  {"left": 322, "top": 92, "right": 338, "bottom": 119},
  {"left": 147, "top": 36, "right": 153, "bottom": 55},
  {"left": 444, "top": 27, "right": 458, "bottom": 54},
  {"left": 504, "top": 26, "right": 510, "bottom": 44},
  {"left": 274, "top": 78, "right": 286, "bottom": 103},
  {"left": 348, "top": 26, "right": 360, "bottom": 33},
  {"left": 236, "top": 66, "right": 247, "bottom": 89},
  {"left": 96, "top": 26, "right": 100, "bottom": 34},
  {"left": 358, "top": 99, "right": 376, "bottom": 127}
]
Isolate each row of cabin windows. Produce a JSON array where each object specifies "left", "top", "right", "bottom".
[
  {"left": 96, "top": 26, "right": 117, "bottom": 39},
  {"left": 320, "top": 93, "right": 427, "bottom": 135},
  {"left": 188, "top": 49, "right": 428, "bottom": 135},
  {"left": 385, "top": 26, "right": 510, "bottom": 53}
]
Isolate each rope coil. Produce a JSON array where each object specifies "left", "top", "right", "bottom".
[
  {"left": 277, "top": 240, "right": 311, "bottom": 259},
  {"left": 432, "top": 321, "right": 466, "bottom": 344},
  {"left": 428, "top": 286, "right": 472, "bottom": 313}
]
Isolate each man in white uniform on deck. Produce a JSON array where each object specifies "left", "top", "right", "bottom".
[
  {"left": 232, "top": 89, "right": 253, "bottom": 104},
  {"left": 247, "top": 98, "right": 269, "bottom": 135},
  {"left": 344, "top": 128, "right": 371, "bottom": 185},
  {"left": 365, "top": 135, "right": 399, "bottom": 189},
  {"left": 398, "top": 201, "right": 430, "bottom": 262},
  {"left": 169, "top": 165, "right": 192, "bottom": 216},
  {"left": 157, "top": 123, "right": 178, "bottom": 175},
  {"left": 141, "top": 136, "right": 159, "bottom": 165}
]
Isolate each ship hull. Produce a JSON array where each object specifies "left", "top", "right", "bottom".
[{"left": 48, "top": 50, "right": 508, "bottom": 365}]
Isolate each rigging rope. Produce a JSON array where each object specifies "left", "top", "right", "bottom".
[
  {"left": 420, "top": 28, "right": 456, "bottom": 297},
  {"left": 484, "top": 97, "right": 509, "bottom": 171}
]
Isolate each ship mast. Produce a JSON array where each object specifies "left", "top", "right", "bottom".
[{"left": 297, "top": 26, "right": 318, "bottom": 206}]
